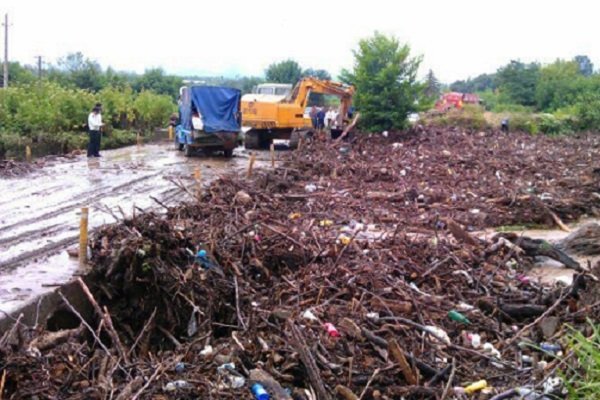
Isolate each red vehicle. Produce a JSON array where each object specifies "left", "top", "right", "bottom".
[{"left": 435, "top": 92, "right": 480, "bottom": 111}]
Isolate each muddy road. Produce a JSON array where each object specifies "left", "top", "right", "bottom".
[{"left": 0, "top": 142, "right": 255, "bottom": 314}]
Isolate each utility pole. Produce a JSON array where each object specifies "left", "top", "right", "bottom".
[
  {"left": 37, "top": 55, "right": 42, "bottom": 80},
  {"left": 3, "top": 13, "right": 8, "bottom": 88}
]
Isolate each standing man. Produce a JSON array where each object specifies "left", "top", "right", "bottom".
[
  {"left": 87, "top": 105, "right": 104, "bottom": 157},
  {"left": 316, "top": 107, "right": 326, "bottom": 133},
  {"left": 309, "top": 105, "right": 318, "bottom": 130}
]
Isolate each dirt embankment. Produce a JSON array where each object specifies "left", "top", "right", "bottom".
[{"left": 1, "top": 129, "right": 599, "bottom": 399}]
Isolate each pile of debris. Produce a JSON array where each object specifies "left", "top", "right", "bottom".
[
  {"left": 1, "top": 129, "right": 599, "bottom": 399},
  {"left": 0, "top": 159, "right": 36, "bottom": 177}
]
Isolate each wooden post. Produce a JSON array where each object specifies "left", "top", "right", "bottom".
[
  {"left": 270, "top": 143, "right": 275, "bottom": 167},
  {"left": 79, "top": 207, "right": 89, "bottom": 266},
  {"left": 247, "top": 152, "right": 256, "bottom": 178},
  {"left": 297, "top": 138, "right": 303, "bottom": 152},
  {"left": 194, "top": 167, "right": 202, "bottom": 196},
  {"left": 168, "top": 125, "right": 174, "bottom": 141},
  {"left": 25, "top": 145, "right": 32, "bottom": 162},
  {"left": 136, "top": 132, "right": 142, "bottom": 146}
]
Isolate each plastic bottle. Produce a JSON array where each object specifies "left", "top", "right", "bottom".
[
  {"left": 251, "top": 383, "right": 270, "bottom": 400},
  {"left": 540, "top": 342, "right": 561, "bottom": 354},
  {"left": 464, "top": 380, "right": 487, "bottom": 395},
  {"left": 175, "top": 362, "right": 185, "bottom": 373},
  {"left": 164, "top": 380, "right": 192, "bottom": 391},
  {"left": 465, "top": 333, "right": 481, "bottom": 348},
  {"left": 448, "top": 310, "right": 471, "bottom": 324},
  {"left": 195, "top": 250, "right": 214, "bottom": 269},
  {"left": 324, "top": 322, "right": 340, "bottom": 337}
]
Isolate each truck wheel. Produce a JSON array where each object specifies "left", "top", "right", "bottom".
[
  {"left": 289, "top": 131, "right": 300, "bottom": 149},
  {"left": 177, "top": 142, "right": 184, "bottom": 151},
  {"left": 183, "top": 144, "right": 193, "bottom": 157},
  {"left": 223, "top": 149, "right": 234, "bottom": 158},
  {"left": 244, "top": 131, "right": 260, "bottom": 149}
]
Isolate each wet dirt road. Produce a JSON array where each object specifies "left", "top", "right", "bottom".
[{"left": 0, "top": 142, "right": 254, "bottom": 314}]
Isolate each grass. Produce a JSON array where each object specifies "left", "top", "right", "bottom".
[
  {"left": 563, "top": 322, "right": 600, "bottom": 398},
  {"left": 495, "top": 223, "right": 548, "bottom": 232}
]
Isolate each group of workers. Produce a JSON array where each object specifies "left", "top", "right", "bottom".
[{"left": 309, "top": 106, "right": 341, "bottom": 131}]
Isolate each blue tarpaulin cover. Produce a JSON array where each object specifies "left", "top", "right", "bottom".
[{"left": 180, "top": 86, "right": 241, "bottom": 133}]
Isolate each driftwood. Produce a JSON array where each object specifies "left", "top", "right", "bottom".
[
  {"left": 497, "top": 233, "right": 583, "bottom": 272},
  {"left": 28, "top": 326, "right": 83, "bottom": 351},
  {"left": 445, "top": 219, "right": 479, "bottom": 246},
  {"left": 558, "top": 223, "right": 600, "bottom": 256},
  {"left": 288, "top": 322, "right": 332, "bottom": 400}
]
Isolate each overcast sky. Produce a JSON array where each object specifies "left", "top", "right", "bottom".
[{"left": 1, "top": 0, "right": 597, "bottom": 83}]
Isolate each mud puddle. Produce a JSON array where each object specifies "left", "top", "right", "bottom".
[{"left": 0, "top": 142, "right": 267, "bottom": 315}]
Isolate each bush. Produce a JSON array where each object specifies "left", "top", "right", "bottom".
[
  {"left": 133, "top": 91, "right": 176, "bottom": 132},
  {"left": 423, "top": 105, "right": 489, "bottom": 130},
  {"left": 102, "top": 130, "right": 137, "bottom": 149}
]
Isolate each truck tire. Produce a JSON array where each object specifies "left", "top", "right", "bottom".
[
  {"left": 183, "top": 144, "right": 193, "bottom": 157},
  {"left": 289, "top": 131, "right": 300, "bottom": 149},
  {"left": 244, "top": 131, "right": 261, "bottom": 149},
  {"left": 177, "top": 142, "right": 184, "bottom": 151},
  {"left": 223, "top": 149, "right": 234, "bottom": 158}
]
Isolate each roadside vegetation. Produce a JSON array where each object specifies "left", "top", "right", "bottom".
[
  {"left": 439, "top": 56, "right": 600, "bottom": 134},
  {"left": 0, "top": 53, "right": 177, "bottom": 158}
]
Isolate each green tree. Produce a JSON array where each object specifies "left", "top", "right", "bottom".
[
  {"left": 423, "top": 69, "right": 441, "bottom": 98},
  {"left": 450, "top": 73, "right": 496, "bottom": 93},
  {"left": 302, "top": 68, "right": 331, "bottom": 80},
  {"left": 133, "top": 68, "right": 183, "bottom": 99},
  {"left": 57, "top": 52, "right": 106, "bottom": 92},
  {"left": 265, "top": 60, "right": 302, "bottom": 84},
  {"left": 342, "top": 32, "right": 422, "bottom": 131},
  {"left": 574, "top": 55, "right": 593, "bottom": 76},
  {"left": 536, "top": 60, "right": 585, "bottom": 111},
  {"left": 495, "top": 60, "right": 540, "bottom": 106},
  {"left": 0, "top": 62, "right": 36, "bottom": 86}
]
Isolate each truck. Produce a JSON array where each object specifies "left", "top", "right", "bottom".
[
  {"left": 175, "top": 86, "right": 242, "bottom": 157},
  {"left": 434, "top": 92, "right": 480, "bottom": 112},
  {"left": 241, "top": 77, "right": 355, "bottom": 149}
]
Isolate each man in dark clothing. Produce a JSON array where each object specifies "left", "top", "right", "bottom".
[
  {"left": 316, "top": 107, "right": 326, "bottom": 131},
  {"left": 309, "top": 106, "right": 318, "bottom": 129},
  {"left": 501, "top": 118, "right": 509, "bottom": 133}
]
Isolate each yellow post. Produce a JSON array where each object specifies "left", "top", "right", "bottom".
[
  {"left": 136, "top": 132, "right": 142, "bottom": 146},
  {"left": 194, "top": 167, "right": 202, "bottom": 195},
  {"left": 247, "top": 152, "right": 256, "bottom": 178},
  {"left": 270, "top": 143, "right": 275, "bottom": 168},
  {"left": 25, "top": 145, "right": 32, "bottom": 162},
  {"left": 168, "top": 126, "right": 174, "bottom": 141},
  {"left": 79, "top": 207, "right": 89, "bottom": 266}
]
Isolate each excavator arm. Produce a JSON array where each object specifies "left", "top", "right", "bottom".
[{"left": 289, "top": 77, "right": 355, "bottom": 120}]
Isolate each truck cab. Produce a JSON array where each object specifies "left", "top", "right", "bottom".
[
  {"left": 241, "top": 83, "right": 293, "bottom": 104},
  {"left": 175, "top": 86, "right": 242, "bottom": 157}
]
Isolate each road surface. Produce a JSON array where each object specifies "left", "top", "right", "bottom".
[{"left": 0, "top": 142, "right": 253, "bottom": 314}]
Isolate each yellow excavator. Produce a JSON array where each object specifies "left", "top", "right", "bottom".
[{"left": 241, "top": 77, "right": 355, "bottom": 148}]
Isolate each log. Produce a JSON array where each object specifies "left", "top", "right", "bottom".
[
  {"left": 497, "top": 233, "right": 583, "bottom": 272},
  {"left": 445, "top": 219, "right": 479, "bottom": 246},
  {"left": 389, "top": 338, "right": 418, "bottom": 385},
  {"left": 558, "top": 223, "right": 600, "bottom": 256},
  {"left": 28, "top": 326, "right": 82, "bottom": 351}
]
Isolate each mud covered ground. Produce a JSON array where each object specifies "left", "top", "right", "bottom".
[{"left": 1, "top": 129, "right": 599, "bottom": 399}]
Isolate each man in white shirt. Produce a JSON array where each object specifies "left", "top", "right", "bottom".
[{"left": 87, "top": 106, "right": 104, "bottom": 157}]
